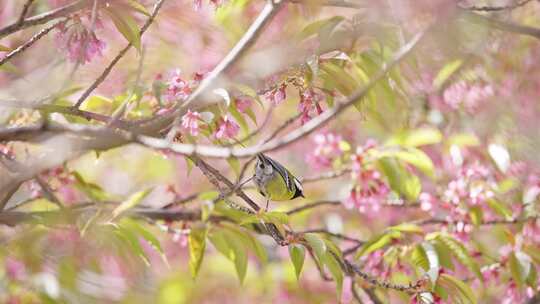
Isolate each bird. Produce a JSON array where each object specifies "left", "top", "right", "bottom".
[{"left": 253, "top": 153, "right": 304, "bottom": 211}]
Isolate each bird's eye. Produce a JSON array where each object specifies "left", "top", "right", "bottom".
[{"left": 258, "top": 163, "right": 264, "bottom": 169}]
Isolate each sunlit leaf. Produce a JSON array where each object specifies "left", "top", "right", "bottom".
[
  {"left": 486, "top": 199, "right": 512, "bottom": 220},
  {"left": 261, "top": 212, "right": 289, "bottom": 225},
  {"left": 298, "top": 16, "right": 345, "bottom": 40},
  {"left": 112, "top": 188, "right": 152, "bottom": 220},
  {"left": 355, "top": 230, "right": 401, "bottom": 259},
  {"left": 388, "top": 128, "right": 442, "bottom": 147},
  {"left": 124, "top": 0, "right": 150, "bottom": 16},
  {"left": 120, "top": 218, "right": 169, "bottom": 267},
  {"left": 437, "top": 273, "right": 477, "bottom": 304},
  {"left": 105, "top": 8, "right": 141, "bottom": 52},
  {"left": 289, "top": 244, "right": 306, "bottom": 281},
  {"left": 378, "top": 158, "right": 422, "bottom": 201},
  {"left": 323, "top": 252, "right": 343, "bottom": 301},
  {"left": 433, "top": 59, "right": 463, "bottom": 89},
  {"left": 304, "top": 233, "right": 327, "bottom": 262},
  {"left": 72, "top": 171, "right": 111, "bottom": 201},
  {"left": 188, "top": 225, "right": 207, "bottom": 278},
  {"left": 435, "top": 234, "right": 482, "bottom": 279}
]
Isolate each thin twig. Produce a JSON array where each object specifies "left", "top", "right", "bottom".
[
  {"left": 17, "top": 0, "right": 35, "bottom": 25},
  {"left": 166, "top": 0, "right": 285, "bottom": 140},
  {"left": 73, "top": 0, "right": 166, "bottom": 108},
  {"left": 463, "top": 10, "right": 540, "bottom": 41},
  {"left": 0, "top": 0, "right": 88, "bottom": 39},
  {"left": 35, "top": 176, "right": 63, "bottom": 208},
  {"left": 286, "top": 200, "right": 341, "bottom": 215},
  {"left": 299, "top": 228, "right": 364, "bottom": 244},
  {"left": 0, "top": 19, "right": 65, "bottom": 67}
]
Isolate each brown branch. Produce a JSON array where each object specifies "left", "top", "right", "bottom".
[
  {"left": 459, "top": 0, "right": 535, "bottom": 11},
  {"left": 35, "top": 176, "right": 63, "bottom": 208},
  {"left": 286, "top": 200, "right": 341, "bottom": 215},
  {"left": 0, "top": 0, "right": 89, "bottom": 39},
  {"left": 17, "top": 0, "right": 35, "bottom": 25},
  {"left": 416, "top": 216, "right": 540, "bottom": 226},
  {"left": 301, "top": 169, "right": 350, "bottom": 183},
  {"left": 0, "top": 20, "right": 65, "bottom": 67},
  {"left": 73, "top": 0, "right": 166, "bottom": 108},
  {"left": 463, "top": 10, "right": 540, "bottom": 41},
  {"left": 344, "top": 259, "right": 423, "bottom": 293},
  {"left": 299, "top": 228, "right": 364, "bottom": 244},
  {"left": 166, "top": 0, "right": 286, "bottom": 140}
]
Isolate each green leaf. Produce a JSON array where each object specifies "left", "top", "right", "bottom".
[
  {"left": 113, "top": 224, "right": 150, "bottom": 266},
  {"left": 323, "top": 252, "right": 344, "bottom": 301},
  {"left": 288, "top": 244, "right": 306, "bottom": 281},
  {"left": 105, "top": 8, "right": 141, "bottom": 52},
  {"left": 208, "top": 227, "right": 250, "bottom": 284},
  {"left": 239, "top": 214, "right": 262, "bottom": 226},
  {"left": 389, "top": 223, "right": 424, "bottom": 234},
  {"left": 436, "top": 234, "right": 481, "bottom": 279},
  {"left": 433, "top": 59, "right": 463, "bottom": 89},
  {"left": 437, "top": 273, "right": 477, "bottom": 304},
  {"left": 469, "top": 206, "right": 483, "bottom": 226},
  {"left": 262, "top": 212, "right": 289, "bottom": 225},
  {"left": 379, "top": 148, "right": 435, "bottom": 178},
  {"left": 80, "top": 95, "right": 114, "bottom": 114},
  {"left": 188, "top": 225, "right": 207, "bottom": 278},
  {"left": 509, "top": 251, "right": 532, "bottom": 287},
  {"left": 198, "top": 190, "right": 220, "bottom": 201},
  {"left": 124, "top": 0, "right": 150, "bottom": 16},
  {"left": 355, "top": 230, "right": 401, "bottom": 259},
  {"left": 486, "top": 199, "right": 512, "bottom": 220},
  {"left": 304, "top": 233, "right": 327, "bottom": 261},
  {"left": 227, "top": 157, "right": 241, "bottom": 178},
  {"left": 432, "top": 240, "right": 454, "bottom": 271},
  {"left": 320, "top": 62, "right": 358, "bottom": 96},
  {"left": 112, "top": 188, "right": 152, "bottom": 219},
  {"left": 223, "top": 229, "right": 248, "bottom": 284},
  {"left": 447, "top": 133, "right": 480, "bottom": 147},
  {"left": 119, "top": 218, "right": 169, "bottom": 266},
  {"left": 298, "top": 16, "right": 345, "bottom": 41},
  {"left": 378, "top": 158, "right": 421, "bottom": 201},
  {"left": 245, "top": 233, "right": 268, "bottom": 265},
  {"left": 185, "top": 157, "right": 195, "bottom": 176},
  {"left": 388, "top": 128, "right": 442, "bottom": 147},
  {"left": 244, "top": 108, "right": 257, "bottom": 126},
  {"left": 72, "top": 171, "right": 110, "bottom": 201}
]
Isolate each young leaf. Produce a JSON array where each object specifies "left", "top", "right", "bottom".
[
  {"left": 289, "top": 244, "right": 306, "bottom": 281},
  {"left": 304, "top": 233, "right": 327, "bottom": 262},
  {"left": 124, "top": 0, "right": 150, "bottom": 16},
  {"left": 112, "top": 188, "right": 152, "bottom": 220},
  {"left": 188, "top": 225, "right": 207, "bottom": 278},
  {"left": 113, "top": 224, "right": 150, "bottom": 266},
  {"left": 72, "top": 171, "right": 110, "bottom": 201},
  {"left": 223, "top": 229, "right": 248, "bottom": 284},
  {"left": 355, "top": 230, "right": 401, "bottom": 259},
  {"left": 0, "top": 44, "right": 11, "bottom": 52},
  {"left": 105, "top": 8, "right": 141, "bottom": 52},
  {"left": 436, "top": 234, "right": 481, "bottom": 279},
  {"left": 298, "top": 16, "right": 345, "bottom": 41},
  {"left": 323, "top": 252, "right": 344, "bottom": 301},
  {"left": 387, "top": 128, "right": 443, "bottom": 147},
  {"left": 119, "top": 218, "right": 169, "bottom": 267},
  {"left": 437, "top": 273, "right": 477, "bottom": 304},
  {"left": 262, "top": 212, "right": 289, "bottom": 225},
  {"left": 433, "top": 59, "right": 463, "bottom": 89}
]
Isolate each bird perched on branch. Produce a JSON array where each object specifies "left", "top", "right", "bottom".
[{"left": 253, "top": 153, "right": 304, "bottom": 211}]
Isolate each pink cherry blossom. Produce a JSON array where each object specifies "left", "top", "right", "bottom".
[
  {"left": 55, "top": 16, "right": 106, "bottom": 64},
  {"left": 235, "top": 97, "right": 252, "bottom": 113},
  {"left": 265, "top": 84, "right": 287, "bottom": 106},
  {"left": 165, "top": 69, "right": 192, "bottom": 102},
  {"left": 305, "top": 132, "right": 344, "bottom": 169},
  {"left": 181, "top": 110, "right": 202, "bottom": 136},
  {"left": 442, "top": 80, "right": 494, "bottom": 114},
  {"left": 298, "top": 89, "right": 323, "bottom": 125},
  {"left": 5, "top": 257, "right": 26, "bottom": 281},
  {"left": 215, "top": 115, "right": 240, "bottom": 139}
]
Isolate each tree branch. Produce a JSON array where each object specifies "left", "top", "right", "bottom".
[
  {"left": 0, "top": 0, "right": 89, "bottom": 39},
  {"left": 0, "top": 19, "right": 65, "bottom": 67},
  {"left": 459, "top": 0, "right": 535, "bottom": 11},
  {"left": 17, "top": 0, "right": 35, "bottom": 25},
  {"left": 463, "top": 10, "right": 540, "bottom": 41},
  {"left": 73, "top": 0, "right": 166, "bottom": 108}
]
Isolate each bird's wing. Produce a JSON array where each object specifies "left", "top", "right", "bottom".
[{"left": 260, "top": 154, "right": 294, "bottom": 191}]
